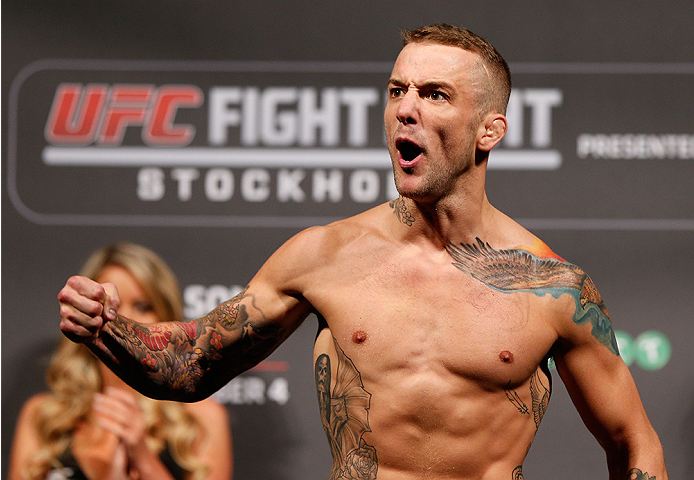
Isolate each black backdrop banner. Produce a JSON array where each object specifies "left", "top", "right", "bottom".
[{"left": 3, "top": 1, "right": 693, "bottom": 478}]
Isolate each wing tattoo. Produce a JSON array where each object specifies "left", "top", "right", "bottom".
[
  {"left": 446, "top": 238, "right": 583, "bottom": 292},
  {"left": 530, "top": 370, "right": 550, "bottom": 429},
  {"left": 446, "top": 238, "right": 619, "bottom": 355}
]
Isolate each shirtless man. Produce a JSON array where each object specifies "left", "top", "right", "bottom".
[{"left": 58, "top": 24, "right": 668, "bottom": 480}]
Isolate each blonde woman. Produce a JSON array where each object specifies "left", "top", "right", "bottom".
[{"left": 8, "top": 243, "right": 233, "bottom": 480}]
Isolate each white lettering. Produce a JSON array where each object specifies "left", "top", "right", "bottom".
[
  {"left": 277, "top": 168, "right": 306, "bottom": 202},
  {"left": 261, "top": 87, "right": 298, "bottom": 145},
  {"left": 312, "top": 169, "right": 343, "bottom": 202},
  {"left": 208, "top": 86, "right": 381, "bottom": 147},
  {"left": 136, "top": 168, "right": 395, "bottom": 204},
  {"left": 137, "top": 167, "right": 165, "bottom": 201},
  {"left": 576, "top": 134, "right": 694, "bottom": 159},
  {"left": 241, "top": 87, "right": 260, "bottom": 145},
  {"left": 212, "top": 376, "right": 290, "bottom": 405},
  {"left": 241, "top": 168, "right": 271, "bottom": 202},
  {"left": 171, "top": 168, "right": 199, "bottom": 201},
  {"left": 504, "top": 91, "right": 524, "bottom": 148},
  {"left": 183, "top": 284, "right": 244, "bottom": 319},
  {"left": 502, "top": 88, "right": 563, "bottom": 148},
  {"left": 243, "top": 377, "right": 267, "bottom": 404},
  {"left": 350, "top": 169, "right": 380, "bottom": 203},
  {"left": 266, "top": 378, "right": 290, "bottom": 405},
  {"left": 213, "top": 377, "right": 265, "bottom": 404},
  {"left": 341, "top": 88, "right": 379, "bottom": 146},
  {"left": 208, "top": 87, "right": 243, "bottom": 145},
  {"left": 299, "top": 88, "right": 339, "bottom": 146},
  {"left": 205, "top": 168, "right": 234, "bottom": 201},
  {"left": 523, "top": 89, "right": 562, "bottom": 148}
]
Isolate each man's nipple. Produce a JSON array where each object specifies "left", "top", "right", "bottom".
[
  {"left": 352, "top": 330, "right": 368, "bottom": 345},
  {"left": 499, "top": 350, "right": 514, "bottom": 363}
]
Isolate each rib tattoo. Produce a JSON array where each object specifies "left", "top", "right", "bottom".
[
  {"left": 512, "top": 465, "right": 524, "bottom": 479},
  {"left": 504, "top": 382, "right": 530, "bottom": 415},
  {"left": 315, "top": 337, "right": 378, "bottom": 480},
  {"left": 529, "top": 370, "right": 550, "bottom": 430}
]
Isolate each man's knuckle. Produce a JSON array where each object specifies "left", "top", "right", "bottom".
[{"left": 88, "top": 304, "right": 103, "bottom": 317}]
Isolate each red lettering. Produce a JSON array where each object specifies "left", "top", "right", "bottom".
[
  {"left": 98, "top": 85, "right": 154, "bottom": 145},
  {"left": 45, "top": 84, "right": 108, "bottom": 145},
  {"left": 45, "top": 83, "right": 204, "bottom": 147},
  {"left": 143, "top": 85, "right": 203, "bottom": 146}
]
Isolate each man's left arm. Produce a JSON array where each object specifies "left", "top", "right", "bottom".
[{"left": 551, "top": 270, "right": 668, "bottom": 480}]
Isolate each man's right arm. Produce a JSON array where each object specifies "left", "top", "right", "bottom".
[{"left": 58, "top": 232, "right": 320, "bottom": 402}]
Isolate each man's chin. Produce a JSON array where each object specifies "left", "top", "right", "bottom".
[{"left": 395, "top": 185, "right": 436, "bottom": 204}]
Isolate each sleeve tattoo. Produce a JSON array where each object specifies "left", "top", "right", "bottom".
[{"left": 96, "top": 285, "right": 289, "bottom": 400}]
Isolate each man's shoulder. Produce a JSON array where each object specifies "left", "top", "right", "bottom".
[
  {"left": 511, "top": 235, "right": 565, "bottom": 262},
  {"left": 491, "top": 213, "right": 565, "bottom": 262},
  {"left": 290, "top": 203, "right": 392, "bottom": 249},
  {"left": 270, "top": 203, "right": 392, "bottom": 268}
]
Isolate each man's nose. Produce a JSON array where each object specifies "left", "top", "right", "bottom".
[{"left": 396, "top": 91, "right": 418, "bottom": 125}]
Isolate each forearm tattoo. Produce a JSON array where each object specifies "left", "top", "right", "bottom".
[
  {"left": 627, "top": 469, "right": 656, "bottom": 480},
  {"left": 446, "top": 238, "right": 619, "bottom": 355},
  {"left": 315, "top": 337, "right": 378, "bottom": 480},
  {"left": 100, "top": 285, "right": 288, "bottom": 399}
]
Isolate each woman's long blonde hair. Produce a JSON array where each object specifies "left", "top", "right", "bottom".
[{"left": 25, "top": 243, "right": 209, "bottom": 480}]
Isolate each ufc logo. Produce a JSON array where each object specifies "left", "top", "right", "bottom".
[{"left": 44, "top": 83, "right": 203, "bottom": 146}]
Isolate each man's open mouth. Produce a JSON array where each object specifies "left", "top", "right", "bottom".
[{"left": 396, "top": 139, "right": 423, "bottom": 164}]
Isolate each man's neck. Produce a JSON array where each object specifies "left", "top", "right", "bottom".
[{"left": 396, "top": 190, "right": 498, "bottom": 249}]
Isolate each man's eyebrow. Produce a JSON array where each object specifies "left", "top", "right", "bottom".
[
  {"left": 420, "top": 80, "right": 455, "bottom": 91},
  {"left": 387, "top": 78, "right": 454, "bottom": 91}
]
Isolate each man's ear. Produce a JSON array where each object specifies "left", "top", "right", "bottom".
[{"left": 477, "top": 113, "right": 507, "bottom": 152}]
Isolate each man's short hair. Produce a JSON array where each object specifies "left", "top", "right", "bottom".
[{"left": 401, "top": 24, "right": 512, "bottom": 117}]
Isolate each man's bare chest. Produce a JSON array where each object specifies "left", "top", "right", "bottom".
[{"left": 308, "top": 255, "right": 559, "bottom": 388}]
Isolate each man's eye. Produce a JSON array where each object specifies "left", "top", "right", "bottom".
[
  {"left": 389, "top": 87, "right": 404, "bottom": 97},
  {"left": 428, "top": 91, "right": 446, "bottom": 101}
]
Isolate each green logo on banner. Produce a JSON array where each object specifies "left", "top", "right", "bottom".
[
  {"left": 548, "top": 330, "right": 672, "bottom": 371},
  {"left": 615, "top": 330, "right": 672, "bottom": 371}
]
